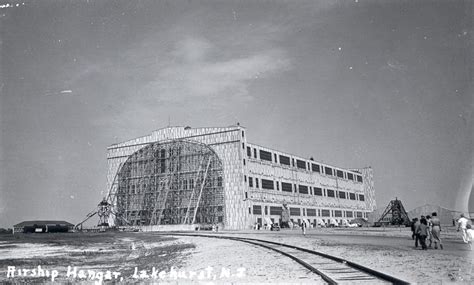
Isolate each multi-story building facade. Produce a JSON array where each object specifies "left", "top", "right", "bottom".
[{"left": 106, "top": 125, "right": 375, "bottom": 230}]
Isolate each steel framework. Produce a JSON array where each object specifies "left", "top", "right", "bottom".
[
  {"left": 377, "top": 198, "right": 410, "bottom": 226},
  {"left": 110, "top": 140, "right": 225, "bottom": 226}
]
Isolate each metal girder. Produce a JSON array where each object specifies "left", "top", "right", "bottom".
[{"left": 192, "top": 156, "right": 212, "bottom": 224}]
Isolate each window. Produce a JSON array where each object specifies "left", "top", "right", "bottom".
[
  {"left": 292, "top": 158, "right": 295, "bottom": 167},
  {"left": 270, "top": 206, "right": 282, "bottom": 215},
  {"left": 218, "top": 216, "right": 223, "bottom": 222},
  {"left": 242, "top": 130, "right": 245, "bottom": 138},
  {"left": 217, "top": 177, "right": 222, "bottom": 187},
  {"left": 349, "top": 193, "right": 356, "bottom": 200},
  {"left": 255, "top": 178, "right": 259, "bottom": 188},
  {"left": 245, "top": 192, "right": 248, "bottom": 199},
  {"left": 334, "top": 210, "right": 342, "bottom": 217},
  {"left": 321, "top": 209, "right": 330, "bottom": 217},
  {"left": 248, "top": 177, "right": 253, "bottom": 187},
  {"left": 314, "top": 187, "right": 323, "bottom": 196},
  {"left": 346, "top": 211, "right": 353, "bottom": 218},
  {"left": 261, "top": 179, "right": 274, "bottom": 190},
  {"left": 336, "top": 170, "right": 344, "bottom": 178},
  {"left": 357, "top": 175, "right": 363, "bottom": 183},
  {"left": 242, "top": 142, "right": 245, "bottom": 149},
  {"left": 311, "top": 163, "right": 320, "bottom": 173},
  {"left": 254, "top": 148, "right": 257, "bottom": 159},
  {"left": 243, "top": 159, "right": 246, "bottom": 166},
  {"left": 276, "top": 181, "right": 279, "bottom": 191},
  {"left": 279, "top": 155, "right": 290, "bottom": 166},
  {"left": 327, "top": 189, "right": 335, "bottom": 197},
  {"left": 253, "top": 205, "right": 262, "bottom": 215},
  {"left": 307, "top": 208, "right": 316, "bottom": 216},
  {"left": 217, "top": 206, "right": 223, "bottom": 212},
  {"left": 339, "top": 191, "right": 346, "bottom": 199},
  {"left": 347, "top": 173, "right": 354, "bottom": 180},
  {"left": 298, "top": 185, "right": 309, "bottom": 194},
  {"left": 296, "top": 159, "right": 306, "bottom": 169},
  {"left": 290, "top": 207, "right": 301, "bottom": 216},
  {"left": 160, "top": 149, "right": 166, "bottom": 173},
  {"left": 359, "top": 194, "right": 365, "bottom": 201},
  {"left": 325, "top": 167, "right": 333, "bottom": 176},
  {"left": 246, "top": 146, "right": 251, "bottom": 157},
  {"left": 274, "top": 154, "right": 277, "bottom": 163},
  {"left": 260, "top": 150, "right": 272, "bottom": 162},
  {"left": 356, "top": 211, "right": 363, "bottom": 218},
  {"left": 281, "top": 182, "right": 292, "bottom": 192}
]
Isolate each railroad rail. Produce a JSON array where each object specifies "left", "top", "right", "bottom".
[{"left": 159, "top": 233, "right": 410, "bottom": 284}]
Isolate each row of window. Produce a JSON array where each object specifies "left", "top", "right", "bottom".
[
  {"left": 127, "top": 148, "right": 222, "bottom": 175},
  {"left": 244, "top": 146, "right": 363, "bottom": 183},
  {"left": 246, "top": 176, "right": 365, "bottom": 201},
  {"left": 119, "top": 176, "right": 223, "bottom": 194},
  {"left": 251, "top": 205, "right": 367, "bottom": 218}
]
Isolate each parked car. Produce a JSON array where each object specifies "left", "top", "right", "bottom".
[
  {"left": 328, "top": 219, "right": 339, "bottom": 227},
  {"left": 350, "top": 218, "right": 369, "bottom": 227},
  {"left": 270, "top": 224, "right": 281, "bottom": 231}
]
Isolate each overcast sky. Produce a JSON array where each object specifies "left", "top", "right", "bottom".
[{"left": 0, "top": 0, "right": 472, "bottom": 227}]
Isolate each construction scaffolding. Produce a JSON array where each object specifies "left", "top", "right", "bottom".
[
  {"left": 112, "top": 140, "right": 225, "bottom": 226},
  {"left": 75, "top": 198, "right": 128, "bottom": 230},
  {"left": 376, "top": 198, "right": 410, "bottom": 226}
]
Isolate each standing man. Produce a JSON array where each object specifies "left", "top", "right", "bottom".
[
  {"left": 413, "top": 218, "right": 421, "bottom": 248},
  {"left": 431, "top": 212, "right": 443, "bottom": 249},
  {"left": 457, "top": 214, "right": 470, "bottom": 243},
  {"left": 417, "top": 217, "right": 429, "bottom": 250},
  {"left": 426, "top": 215, "right": 433, "bottom": 248},
  {"left": 301, "top": 220, "right": 307, "bottom": 236},
  {"left": 466, "top": 224, "right": 474, "bottom": 250},
  {"left": 411, "top": 218, "right": 417, "bottom": 240}
]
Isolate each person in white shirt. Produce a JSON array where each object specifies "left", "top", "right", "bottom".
[
  {"left": 466, "top": 224, "right": 474, "bottom": 250},
  {"left": 457, "top": 214, "right": 470, "bottom": 243}
]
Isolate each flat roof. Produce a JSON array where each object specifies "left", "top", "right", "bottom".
[
  {"left": 14, "top": 220, "right": 74, "bottom": 227},
  {"left": 107, "top": 126, "right": 369, "bottom": 173}
]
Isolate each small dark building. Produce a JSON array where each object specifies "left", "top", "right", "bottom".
[{"left": 13, "top": 220, "right": 74, "bottom": 234}]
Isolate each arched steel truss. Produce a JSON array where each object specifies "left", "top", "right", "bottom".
[{"left": 109, "top": 140, "right": 225, "bottom": 226}]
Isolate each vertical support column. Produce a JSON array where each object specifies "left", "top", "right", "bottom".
[
  {"left": 192, "top": 156, "right": 212, "bottom": 224},
  {"left": 183, "top": 155, "right": 205, "bottom": 224}
]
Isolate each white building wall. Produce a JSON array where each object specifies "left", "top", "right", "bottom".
[
  {"left": 105, "top": 126, "right": 374, "bottom": 230},
  {"left": 244, "top": 143, "right": 374, "bottom": 228}
]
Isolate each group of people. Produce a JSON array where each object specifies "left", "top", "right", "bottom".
[
  {"left": 411, "top": 213, "right": 474, "bottom": 250},
  {"left": 411, "top": 212, "right": 443, "bottom": 250}
]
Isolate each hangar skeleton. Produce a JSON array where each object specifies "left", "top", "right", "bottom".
[{"left": 76, "top": 140, "right": 224, "bottom": 229}]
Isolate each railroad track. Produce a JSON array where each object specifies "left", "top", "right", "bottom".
[{"left": 160, "top": 233, "right": 410, "bottom": 284}]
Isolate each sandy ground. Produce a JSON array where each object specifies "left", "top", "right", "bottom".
[
  {"left": 1, "top": 227, "right": 473, "bottom": 284},
  {"left": 182, "top": 226, "right": 474, "bottom": 284},
  {"left": 0, "top": 232, "right": 195, "bottom": 283},
  {"left": 177, "top": 236, "right": 325, "bottom": 284}
]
